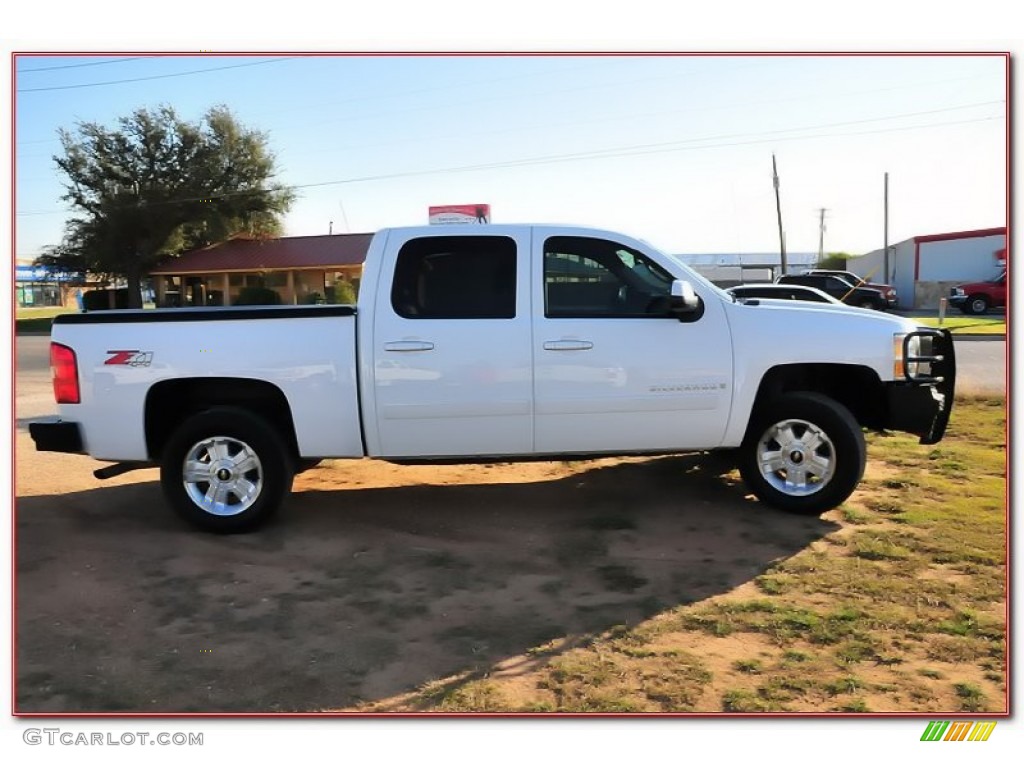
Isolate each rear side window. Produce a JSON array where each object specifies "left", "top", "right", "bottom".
[{"left": 391, "top": 236, "right": 517, "bottom": 319}]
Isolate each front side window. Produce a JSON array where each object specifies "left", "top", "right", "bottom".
[
  {"left": 544, "top": 236, "right": 673, "bottom": 318},
  {"left": 391, "top": 236, "right": 516, "bottom": 319}
]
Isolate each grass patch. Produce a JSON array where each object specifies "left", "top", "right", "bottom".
[
  {"left": 908, "top": 315, "right": 1005, "bottom": 335},
  {"left": 15, "top": 306, "right": 77, "bottom": 333},
  {"left": 368, "top": 398, "right": 1005, "bottom": 713},
  {"left": 953, "top": 682, "right": 987, "bottom": 712}
]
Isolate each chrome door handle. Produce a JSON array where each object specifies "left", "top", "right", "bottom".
[
  {"left": 384, "top": 341, "right": 435, "bottom": 352},
  {"left": 543, "top": 340, "right": 594, "bottom": 351}
]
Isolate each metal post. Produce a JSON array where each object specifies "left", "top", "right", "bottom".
[
  {"left": 818, "top": 208, "right": 827, "bottom": 264},
  {"left": 773, "top": 154, "right": 787, "bottom": 274},
  {"left": 883, "top": 172, "right": 890, "bottom": 284}
]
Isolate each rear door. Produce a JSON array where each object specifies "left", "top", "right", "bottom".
[
  {"left": 369, "top": 231, "right": 533, "bottom": 458},
  {"left": 531, "top": 229, "right": 733, "bottom": 454}
]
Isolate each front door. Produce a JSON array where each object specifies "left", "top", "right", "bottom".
[
  {"left": 532, "top": 230, "right": 733, "bottom": 454},
  {"left": 371, "top": 231, "right": 534, "bottom": 458}
]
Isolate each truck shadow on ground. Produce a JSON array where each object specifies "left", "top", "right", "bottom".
[{"left": 16, "top": 454, "right": 838, "bottom": 713}]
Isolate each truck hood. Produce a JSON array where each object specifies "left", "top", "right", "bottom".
[{"left": 725, "top": 297, "right": 920, "bottom": 334}]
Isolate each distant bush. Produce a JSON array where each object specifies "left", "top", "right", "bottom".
[
  {"left": 235, "top": 286, "right": 282, "bottom": 305},
  {"left": 328, "top": 279, "right": 358, "bottom": 305}
]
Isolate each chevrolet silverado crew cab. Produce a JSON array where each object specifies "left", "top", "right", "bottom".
[{"left": 30, "top": 225, "right": 956, "bottom": 533}]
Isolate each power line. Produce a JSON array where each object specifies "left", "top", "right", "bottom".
[
  {"left": 18, "top": 56, "right": 154, "bottom": 73},
  {"left": 17, "top": 57, "right": 295, "bottom": 93},
  {"left": 16, "top": 112, "right": 1002, "bottom": 219}
]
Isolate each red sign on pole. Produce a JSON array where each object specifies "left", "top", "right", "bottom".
[{"left": 428, "top": 204, "right": 491, "bottom": 224}]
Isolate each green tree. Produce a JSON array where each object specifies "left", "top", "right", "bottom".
[
  {"left": 36, "top": 105, "right": 294, "bottom": 308},
  {"left": 818, "top": 252, "right": 850, "bottom": 270}
]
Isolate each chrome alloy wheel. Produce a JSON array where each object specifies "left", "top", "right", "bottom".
[
  {"left": 755, "top": 418, "right": 835, "bottom": 497},
  {"left": 182, "top": 436, "right": 264, "bottom": 516}
]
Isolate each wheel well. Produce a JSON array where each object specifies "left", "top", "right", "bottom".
[
  {"left": 144, "top": 378, "right": 298, "bottom": 460},
  {"left": 750, "top": 364, "right": 886, "bottom": 431}
]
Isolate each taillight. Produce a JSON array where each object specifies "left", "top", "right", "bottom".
[{"left": 50, "top": 342, "right": 80, "bottom": 404}]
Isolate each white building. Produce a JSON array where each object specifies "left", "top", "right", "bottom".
[
  {"left": 852, "top": 227, "right": 1006, "bottom": 310},
  {"left": 674, "top": 252, "right": 818, "bottom": 287}
]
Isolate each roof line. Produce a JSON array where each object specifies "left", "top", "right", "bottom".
[{"left": 913, "top": 226, "right": 1006, "bottom": 244}]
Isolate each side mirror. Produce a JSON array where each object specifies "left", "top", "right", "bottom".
[
  {"left": 671, "top": 279, "right": 698, "bottom": 307},
  {"left": 670, "top": 279, "right": 703, "bottom": 320}
]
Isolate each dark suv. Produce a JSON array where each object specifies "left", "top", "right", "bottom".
[
  {"left": 804, "top": 269, "right": 898, "bottom": 307},
  {"left": 776, "top": 274, "right": 888, "bottom": 310}
]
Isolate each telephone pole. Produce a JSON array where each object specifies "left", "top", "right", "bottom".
[
  {"left": 773, "top": 154, "right": 788, "bottom": 274},
  {"left": 883, "top": 172, "right": 890, "bottom": 283},
  {"left": 817, "top": 207, "right": 828, "bottom": 264}
]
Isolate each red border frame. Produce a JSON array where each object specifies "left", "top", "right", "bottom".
[{"left": 10, "top": 50, "right": 1012, "bottom": 719}]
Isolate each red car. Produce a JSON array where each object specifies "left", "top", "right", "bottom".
[{"left": 948, "top": 271, "right": 1006, "bottom": 315}]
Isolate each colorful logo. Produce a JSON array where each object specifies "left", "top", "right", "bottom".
[
  {"left": 920, "top": 721, "right": 996, "bottom": 742},
  {"left": 104, "top": 350, "right": 154, "bottom": 367}
]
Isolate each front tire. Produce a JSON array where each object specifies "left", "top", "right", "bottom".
[
  {"left": 739, "top": 392, "right": 865, "bottom": 515},
  {"left": 965, "top": 294, "right": 990, "bottom": 315},
  {"left": 160, "top": 407, "right": 293, "bottom": 533}
]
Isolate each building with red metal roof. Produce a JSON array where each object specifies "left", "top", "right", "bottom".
[
  {"left": 149, "top": 233, "right": 372, "bottom": 306},
  {"left": 855, "top": 227, "right": 1006, "bottom": 310}
]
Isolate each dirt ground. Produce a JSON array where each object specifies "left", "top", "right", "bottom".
[{"left": 14, "top": 428, "right": 841, "bottom": 713}]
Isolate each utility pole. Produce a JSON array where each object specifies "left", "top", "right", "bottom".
[
  {"left": 817, "top": 207, "right": 828, "bottom": 264},
  {"left": 773, "top": 154, "right": 788, "bottom": 274},
  {"left": 883, "top": 172, "right": 890, "bottom": 283}
]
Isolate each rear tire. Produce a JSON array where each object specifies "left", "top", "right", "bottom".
[
  {"left": 160, "top": 407, "right": 293, "bottom": 533},
  {"left": 739, "top": 392, "right": 865, "bottom": 516}
]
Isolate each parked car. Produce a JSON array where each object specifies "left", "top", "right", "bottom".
[
  {"left": 776, "top": 274, "right": 889, "bottom": 310},
  {"left": 948, "top": 270, "right": 1006, "bottom": 315},
  {"left": 30, "top": 223, "right": 954, "bottom": 532},
  {"left": 727, "top": 283, "right": 843, "bottom": 305},
  {"left": 805, "top": 269, "right": 898, "bottom": 308}
]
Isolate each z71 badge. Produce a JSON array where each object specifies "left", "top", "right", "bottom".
[{"left": 104, "top": 350, "right": 154, "bottom": 367}]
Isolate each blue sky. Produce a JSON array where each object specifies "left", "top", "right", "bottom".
[{"left": 15, "top": 54, "right": 1006, "bottom": 260}]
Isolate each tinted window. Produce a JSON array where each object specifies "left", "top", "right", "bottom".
[
  {"left": 825, "top": 277, "right": 852, "bottom": 291},
  {"left": 544, "top": 236, "right": 673, "bottom": 318},
  {"left": 391, "top": 236, "right": 516, "bottom": 319}
]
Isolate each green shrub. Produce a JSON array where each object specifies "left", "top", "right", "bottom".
[{"left": 235, "top": 286, "right": 281, "bottom": 305}]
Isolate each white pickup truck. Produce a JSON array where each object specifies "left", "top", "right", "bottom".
[{"left": 30, "top": 224, "right": 955, "bottom": 533}]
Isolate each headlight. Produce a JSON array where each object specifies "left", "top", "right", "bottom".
[
  {"left": 893, "top": 333, "right": 922, "bottom": 379},
  {"left": 906, "top": 335, "right": 922, "bottom": 378},
  {"left": 953, "top": 287, "right": 965, "bottom": 296}
]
